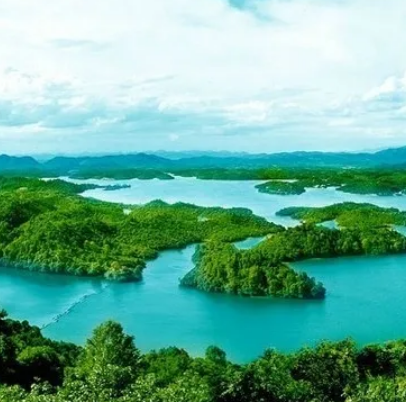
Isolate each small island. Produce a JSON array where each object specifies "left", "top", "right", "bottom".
[
  {"left": 180, "top": 240, "right": 326, "bottom": 299},
  {"left": 71, "top": 168, "right": 174, "bottom": 180},
  {"left": 255, "top": 180, "right": 306, "bottom": 195},
  {"left": 277, "top": 202, "right": 406, "bottom": 229},
  {"left": 181, "top": 217, "right": 406, "bottom": 299},
  {"left": 102, "top": 184, "right": 132, "bottom": 191}
]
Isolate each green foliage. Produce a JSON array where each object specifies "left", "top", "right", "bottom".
[
  {"left": 0, "top": 177, "right": 279, "bottom": 282},
  {"left": 183, "top": 223, "right": 406, "bottom": 298},
  {"left": 71, "top": 168, "right": 174, "bottom": 180},
  {"left": 256, "top": 180, "right": 306, "bottom": 195},
  {"left": 74, "top": 321, "right": 140, "bottom": 399},
  {"left": 171, "top": 168, "right": 279, "bottom": 180},
  {"left": 173, "top": 167, "right": 406, "bottom": 196},
  {"left": 346, "top": 376, "right": 406, "bottom": 402},
  {"left": 278, "top": 202, "right": 406, "bottom": 229},
  {"left": 3, "top": 313, "right": 406, "bottom": 401},
  {"left": 140, "top": 347, "right": 192, "bottom": 387},
  {"left": 0, "top": 177, "right": 96, "bottom": 194},
  {"left": 293, "top": 340, "right": 360, "bottom": 402},
  {"left": 5, "top": 163, "right": 406, "bottom": 196},
  {"left": 0, "top": 310, "right": 80, "bottom": 388},
  {"left": 17, "top": 346, "right": 62, "bottom": 387},
  {"left": 221, "top": 349, "right": 313, "bottom": 402},
  {"left": 181, "top": 239, "right": 325, "bottom": 298},
  {"left": 256, "top": 223, "right": 406, "bottom": 258}
]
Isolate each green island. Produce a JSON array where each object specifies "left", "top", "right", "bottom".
[
  {"left": 255, "top": 180, "right": 306, "bottom": 195},
  {"left": 0, "top": 177, "right": 280, "bottom": 283},
  {"left": 172, "top": 167, "right": 406, "bottom": 196},
  {"left": 70, "top": 168, "right": 174, "bottom": 181},
  {"left": 102, "top": 184, "right": 132, "bottom": 191},
  {"left": 277, "top": 202, "right": 406, "bottom": 229},
  {"left": 180, "top": 238, "right": 326, "bottom": 298},
  {"left": 2, "top": 310, "right": 406, "bottom": 402},
  {"left": 182, "top": 222, "right": 406, "bottom": 298}
]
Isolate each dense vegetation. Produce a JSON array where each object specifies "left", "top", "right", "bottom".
[
  {"left": 182, "top": 224, "right": 406, "bottom": 298},
  {"left": 3, "top": 178, "right": 406, "bottom": 299},
  {"left": 0, "top": 177, "right": 97, "bottom": 194},
  {"left": 255, "top": 180, "right": 306, "bottom": 195},
  {"left": 278, "top": 202, "right": 406, "bottom": 229},
  {"left": 181, "top": 240, "right": 325, "bottom": 298},
  {"left": 2, "top": 311, "right": 406, "bottom": 401},
  {"left": 5, "top": 154, "right": 406, "bottom": 195},
  {"left": 0, "top": 177, "right": 280, "bottom": 282},
  {"left": 70, "top": 169, "right": 174, "bottom": 180},
  {"left": 173, "top": 167, "right": 406, "bottom": 196}
]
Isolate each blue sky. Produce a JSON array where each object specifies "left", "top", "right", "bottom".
[{"left": 0, "top": 0, "right": 406, "bottom": 155}]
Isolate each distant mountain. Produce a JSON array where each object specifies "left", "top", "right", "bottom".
[
  {"left": 373, "top": 146, "right": 406, "bottom": 165},
  {"left": 167, "top": 151, "right": 376, "bottom": 168},
  {"left": 41, "top": 150, "right": 398, "bottom": 171},
  {"left": 3, "top": 146, "right": 406, "bottom": 176},
  {"left": 0, "top": 155, "right": 40, "bottom": 172},
  {"left": 154, "top": 150, "right": 259, "bottom": 159},
  {"left": 44, "top": 153, "right": 172, "bottom": 173}
]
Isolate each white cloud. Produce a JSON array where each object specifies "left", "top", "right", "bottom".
[
  {"left": 0, "top": 0, "right": 406, "bottom": 154},
  {"left": 363, "top": 73, "right": 406, "bottom": 102}
]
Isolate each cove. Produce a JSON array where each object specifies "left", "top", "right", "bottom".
[
  {"left": 3, "top": 178, "right": 406, "bottom": 362},
  {"left": 4, "top": 250, "right": 406, "bottom": 362}
]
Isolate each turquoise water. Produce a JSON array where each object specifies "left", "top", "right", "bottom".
[
  {"left": 65, "top": 176, "right": 406, "bottom": 227},
  {"left": 234, "top": 237, "right": 266, "bottom": 249},
  {"left": 3, "top": 178, "right": 406, "bottom": 362}
]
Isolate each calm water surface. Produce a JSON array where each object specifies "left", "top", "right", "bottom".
[
  {"left": 67, "top": 176, "right": 406, "bottom": 226},
  {"left": 2, "top": 178, "right": 406, "bottom": 362}
]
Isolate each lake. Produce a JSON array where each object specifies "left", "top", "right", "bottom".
[{"left": 2, "top": 177, "right": 406, "bottom": 362}]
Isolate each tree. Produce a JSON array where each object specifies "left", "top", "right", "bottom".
[
  {"left": 293, "top": 340, "right": 359, "bottom": 402},
  {"left": 75, "top": 321, "right": 140, "bottom": 399},
  {"left": 17, "top": 346, "right": 62, "bottom": 386}
]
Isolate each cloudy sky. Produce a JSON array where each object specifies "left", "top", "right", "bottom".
[{"left": 0, "top": 0, "right": 405, "bottom": 155}]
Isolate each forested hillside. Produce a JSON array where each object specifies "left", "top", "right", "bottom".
[
  {"left": 277, "top": 202, "right": 406, "bottom": 229},
  {"left": 183, "top": 223, "right": 406, "bottom": 298},
  {"left": 0, "top": 177, "right": 279, "bottom": 282},
  {"left": 1, "top": 311, "right": 406, "bottom": 402}
]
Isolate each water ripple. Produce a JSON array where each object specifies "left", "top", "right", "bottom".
[{"left": 41, "top": 282, "right": 109, "bottom": 330}]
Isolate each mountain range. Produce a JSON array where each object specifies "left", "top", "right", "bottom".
[{"left": 2, "top": 146, "right": 406, "bottom": 174}]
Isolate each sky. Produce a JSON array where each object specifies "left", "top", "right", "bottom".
[{"left": 0, "top": 0, "right": 406, "bottom": 155}]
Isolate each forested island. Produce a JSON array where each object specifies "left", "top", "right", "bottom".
[
  {"left": 70, "top": 169, "right": 174, "bottom": 181},
  {"left": 0, "top": 177, "right": 281, "bottom": 282},
  {"left": 1, "top": 310, "right": 406, "bottom": 402},
  {"left": 255, "top": 180, "right": 306, "bottom": 195},
  {"left": 277, "top": 202, "right": 406, "bottom": 229},
  {"left": 182, "top": 223, "right": 406, "bottom": 298},
  {"left": 181, "top": 239, "right": 326, "bottom": 299},
  {"left": 102, "top": 184, "right": 132, "bottom": 191}
]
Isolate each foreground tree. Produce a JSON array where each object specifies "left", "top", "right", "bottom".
[{"left": 74, "top": 321, "right": 140, "bottom": 399}]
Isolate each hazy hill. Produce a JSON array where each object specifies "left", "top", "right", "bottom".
[
  {"left": 44, "top": 153, "right": 172, "bottom": 173},
  {"left": 3, "top": 146, "right": 406, "bottom": 175},
  {"left": 0, "top": 154, "right": 41, "bottom": 171}
]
